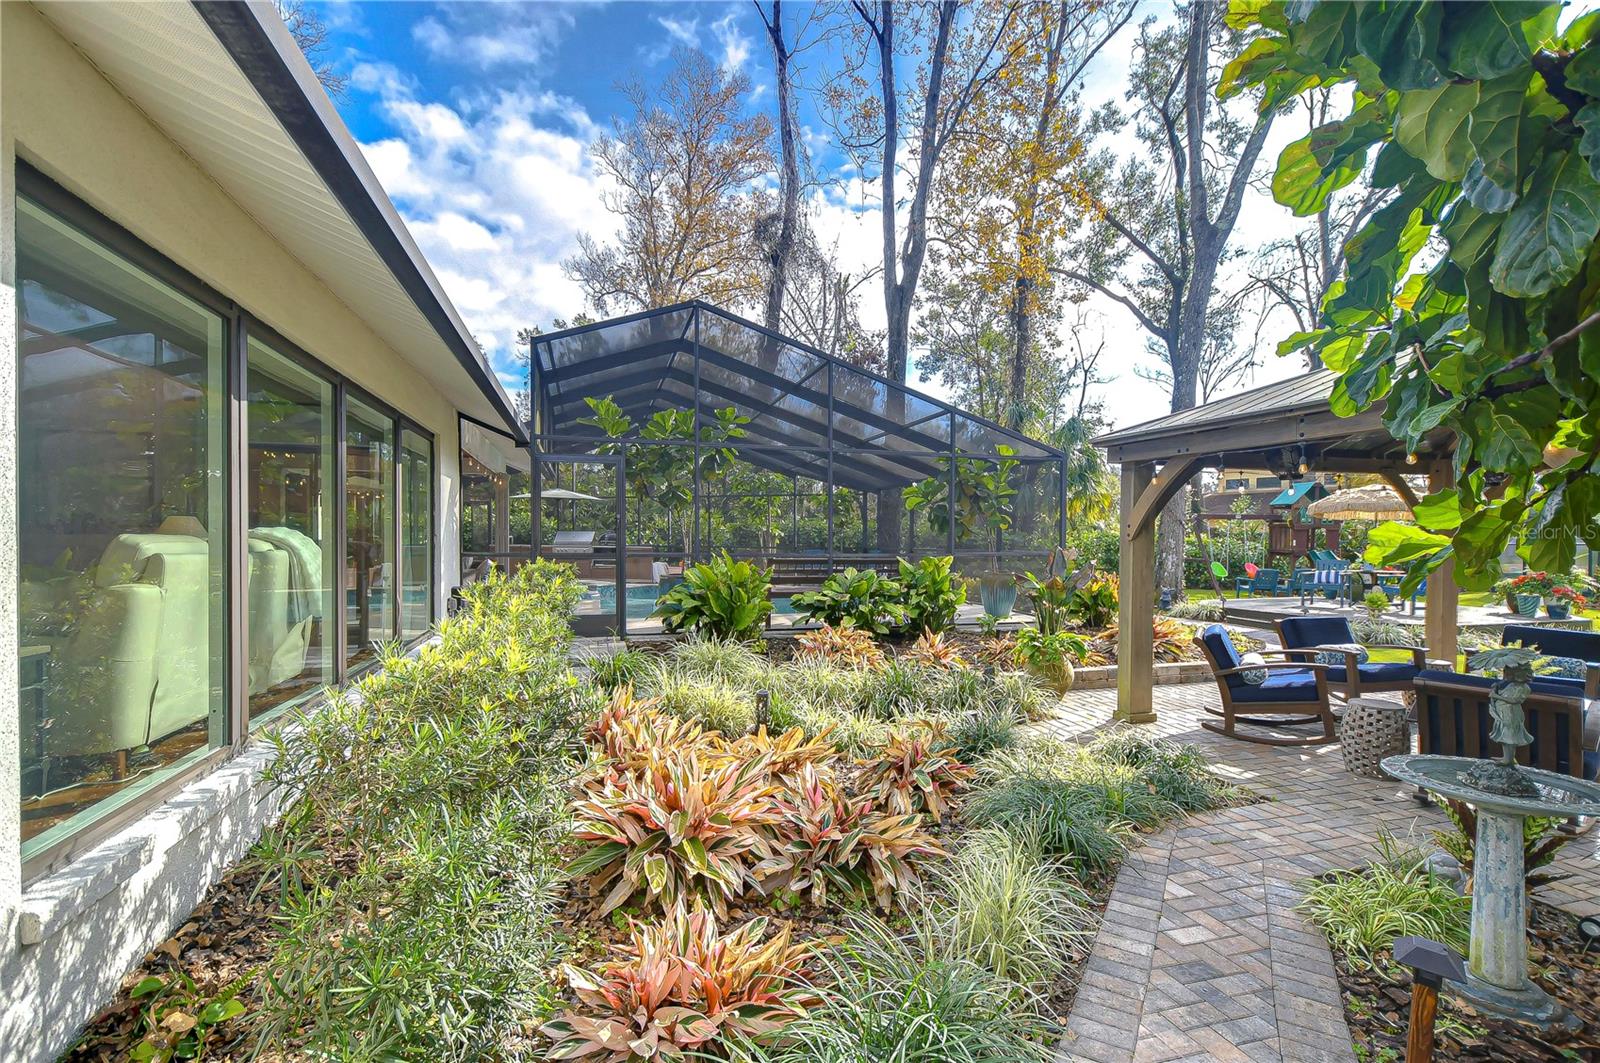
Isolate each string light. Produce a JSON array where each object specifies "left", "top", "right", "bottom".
[{"left": 1405, "top": 452, "right": 1418, "bottom": 465}]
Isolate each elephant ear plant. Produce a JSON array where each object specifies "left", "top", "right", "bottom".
[
  {"left": 654, "top": 552, "right": 773, "bottom": 641},
  {"left": 895, "top": 555, "right": 966, "bottom": 637}
]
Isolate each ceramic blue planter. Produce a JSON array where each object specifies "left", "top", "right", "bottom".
[
  {"left": 1514, "top": 594, "right": 1541, "bottom": 618},
  {"left": 978, "top": 579, "right": 1018, "bottom": 618},
  {"left": 1544, "top": 599, "right": 1571, "bottom": 620}
]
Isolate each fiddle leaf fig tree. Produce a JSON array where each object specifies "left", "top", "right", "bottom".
[
  {"left": 577, "top": 396, "right": 750, "bottom": 556},
  {"left": 1230, "top": 0, "right": 1600, "bottom": 591}
]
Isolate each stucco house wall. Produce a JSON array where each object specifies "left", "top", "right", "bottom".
[{"left": 0, "top": 5, "right": 472, "bottom": 1057}]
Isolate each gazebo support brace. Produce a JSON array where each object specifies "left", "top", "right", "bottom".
[{"left": 1423, "top": 463, "right": 1459, "bottom": 667}]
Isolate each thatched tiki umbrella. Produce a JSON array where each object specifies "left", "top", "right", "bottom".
[{"left": 1306, "top": 484, "right": 1412, "bottom": 522}]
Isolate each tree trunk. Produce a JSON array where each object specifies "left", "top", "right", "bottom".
[
  {"left": 1009, "top": 274, "right": 1031, "bottom": 427},
  {"left": 762, "top": 0, "right": 799, "bottom": 332}
]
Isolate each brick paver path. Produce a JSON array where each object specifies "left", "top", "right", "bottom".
[{"left": 1045, "top": 683, "right": 1600, "bottom": 1063}]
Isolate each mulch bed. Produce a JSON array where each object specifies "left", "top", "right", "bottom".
[
  {"left": 61, "top": 857, "right": 285, "bottom": 1062},
  {"left": 1333, "top": 900, "right": 1600, "bottom": 1062}
]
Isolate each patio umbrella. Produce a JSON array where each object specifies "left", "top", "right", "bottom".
[
  {"left": 511, "top": 488, "right": 603, "bottom": 501},
  {"left": 1306, "top": 484, "right": 1411, "bottom": 521}
]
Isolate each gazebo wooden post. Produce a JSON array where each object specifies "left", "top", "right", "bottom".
[
  {"left": 1117, "top": 460, "right": 1157, "bottom": 724},
  {"left": 1423, "top": 463, "right": 1459, "bottom": 667}
]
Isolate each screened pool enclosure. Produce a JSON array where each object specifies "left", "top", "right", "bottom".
[{"left": 464, "top": 302, "right": 1069, "bottom": 634}]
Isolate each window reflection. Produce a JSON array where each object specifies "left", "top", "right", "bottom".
[
  {"left": 399, "top": 428, "right": 433, "bottom": 641},
  {"left": 247, "top": 338, "right": 336, "bottom": 725},
  {"left": 345, "top": 396, "right": 394, "bottom": 669},
  {"left": 15, "top": 195, "right": 227, "bottom": 859}
]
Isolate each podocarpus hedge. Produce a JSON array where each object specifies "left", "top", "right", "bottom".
[{"left": 253, "top": 562, "right": 595, "bottom": 1061}]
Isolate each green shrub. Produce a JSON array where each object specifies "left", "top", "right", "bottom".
[
  {"left": 588, "top": 647, "right": 649, "bottom": 692},
  {"left": 1067, "top": 575, "right": 1118, "bottom": 629},
  {"left": 665, "top": 632, "right": 768, "bottom": 684},
  {"left": 896, "top": 555, "right": 966, "bottom": 636},
  {"left": 1163, "top": 598, "right": 1226, "bottom": 622},
  {"left": 654, "top": 552, "right": 773, "bottom": 641},
  {"left": 862, "top": 659, "right": 939, "bottom": 720},
  {"left": 256, "top": 562, "right": 587, "bottom": 1059},
  {"left": 964, "top": 774, "right": 1131, "bottom": 875},
  {"left": 922, "top": 827, "right": 1091, "bottom": 991},
  {"left": 647, "top": 668, "right": 755, "bottom": 735},
  {"left": 1299, "top": 856, "right": 1470, "bottom": 970},
  {"left": 757, "top": 915, "right": 1054, "bottom": 1062},
  {"left": 791, "top": 567, "right": 906, "bottom": 635},
  {"left": 946, "top": 705, "right": 1018, "bottom": 763},
  {"left": 1087, "top": 728, "right": 1232, "bottom": 813}
]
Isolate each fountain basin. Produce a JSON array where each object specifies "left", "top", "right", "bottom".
[
  {"left": 1381, "top": 753, "right": 1600, "bottom": 1034},
  {"left": 1381, "top": 754, "right": 1600, "bottom": 818}
]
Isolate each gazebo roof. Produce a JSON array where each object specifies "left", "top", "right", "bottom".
[
  {"left": 527, "top": 301, "right": 1064, "bottom": 492},
  {"left": 1091, "top": 368, "right": 1446, "bottom": 471}
]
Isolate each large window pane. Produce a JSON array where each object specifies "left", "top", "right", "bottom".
[
  {"left": 399, "top": 428, "right": 433, "bottom": 641},
  {"left": 16, "top": 194, "right": 227, "bottom": 861},
  {"left": 345, "top": 396, "right": 394, "bottom": 669},
  {"left": 247, "top": 338, "right": 336, "bottom": 726}
]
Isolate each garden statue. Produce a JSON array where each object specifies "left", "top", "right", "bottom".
[{"left": 1462, "top": 647, "right": 1537, "bottom": 799}]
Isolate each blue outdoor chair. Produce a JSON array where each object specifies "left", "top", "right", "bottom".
[
  {"left": 1380, "top": 576, "right": 1427, "bottom": 614},
  {"left": 1233, "top": 567, "right": 1283, "bottom": 597},
  {"left": 1194, "top": 624, "right": 1336, "bottom": 746},
  {"left": 1500, "top": 624, "right": 1600, "bottom": 698},
  {"left": 1277, "top": 615, "right": 1428, "bottom": 701}
]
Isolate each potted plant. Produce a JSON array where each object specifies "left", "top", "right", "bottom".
[
  {"left": 1494, "top": 572, "right": 1550, "bottom": 617},
  {"left": 975, "top": 571, "right": 1018, "bottom": 619},
  {"left": 1545, "top": 584, "right": 1586, "bottom": 620},
  {"left": 1012, "top": 627, "right": 1088, "bottom": 694}
]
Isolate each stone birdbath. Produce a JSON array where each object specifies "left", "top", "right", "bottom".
[{"left": 1383, "top": 646, "right": 1600, "bottom": 1033}]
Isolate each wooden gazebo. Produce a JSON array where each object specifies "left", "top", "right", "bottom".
[{"left": 1094, "top": 370, "right": 1457, "bottom": 724}]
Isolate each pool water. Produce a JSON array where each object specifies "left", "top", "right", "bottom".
[{"left": 587, "top": 583, "right": 796, "bottom": 620}]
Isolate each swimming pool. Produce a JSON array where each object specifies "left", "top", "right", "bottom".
[{"left": 586, "top": 583, "right": 796, "bottom": 620}]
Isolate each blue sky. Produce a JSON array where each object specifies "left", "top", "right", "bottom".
[{"left": 310, "top": 1, "right": 1311, "bottom": 430}]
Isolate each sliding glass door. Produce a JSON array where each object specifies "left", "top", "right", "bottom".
[{"left": 399, "top": 428, "right": 433, "bottom": 642}]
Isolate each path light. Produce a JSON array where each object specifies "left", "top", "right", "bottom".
[
  {"left": 1393, "top": 936, "right": 1466, "bottom": 1063},
  {"left": 1579, "top": 915, "right": 1600, "bottom": 945}
]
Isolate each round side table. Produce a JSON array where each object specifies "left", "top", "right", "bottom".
[{"left": 1339, "top": 697, "right": 1411, "bottom": 779}]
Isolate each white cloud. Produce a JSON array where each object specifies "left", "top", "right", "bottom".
[
  {"left": 411, "top": 3, "right": 577, "bottom": 70},
  {"left": 711, "top": 10, "right": 752, "bottom": 73},
  {"left": 656, "top": 15, "right": 700, "bottom": 46},
  {"left": 352, "top": 72, "right": 615, "bottom": 383}
]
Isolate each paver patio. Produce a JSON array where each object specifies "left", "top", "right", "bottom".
[{"left": 1044, "top": 683, "right": 1600, "bottom": 1063}]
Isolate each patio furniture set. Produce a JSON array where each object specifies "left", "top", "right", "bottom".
[
  {"left": 1234, "top": 549, "right": 1425, "bottom": 611},
  {"left": 1192, "top": 620, "right": 1600, "bottom": 785}
]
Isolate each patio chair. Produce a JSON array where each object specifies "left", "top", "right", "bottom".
[
  {"left": 1233, "top": 567, "right": 1282, "bottom": 597},
  {"left": 1193, "top": 624, "right": 1337, "bottom": 746},
  {"left": 1413, "top": 669, "right": 1597, "bottom": 782},
  {"left": 1276, "top": 615, "right": 1429, "bottom": 701},
  {"left": 1380, "top": 576, "right": 1427, "bottom": 614},
  {"left": 1500, "top": 624, "right": 1600, "bottom": 698},
  {"left": 1286, "top": 568, "right": 1316, "bottom": 596}
]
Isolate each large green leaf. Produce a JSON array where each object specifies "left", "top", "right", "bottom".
[
  {"left": 1438, "top": 1, "right": 1545, "bottom": 79},
  {"left": 1466, "top": 70, "right": 1533, "bottom": 197},
  {"left": 1563, "top": 39, "right": 1600, "bottom": 96},
  {"left": 1574, "top": 101, "right": 1600, "bottom": 184},
  {"left": 1273, "top": 126, "right": 1369, "bottom": 216},
  {"left": 1363, "top": 522, "right": 1451, "bottom": 566},
  {"left": 1490, "top": 150, "right": 1600, "bottom": 298},
  {"left": 1393, "top": 82, "right": 1479, "bottom": 180},
  {"left": 1356, "top": 1, "right": 1442, "bottom": 89},
  {"left": 1412, "top": 489, "right": 1464, "bottom": 531}
]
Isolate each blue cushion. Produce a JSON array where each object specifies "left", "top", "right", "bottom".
[
  {"left": 1199, "top": 624, "right": 1241, "bottom": 672},
  {"left": 1230, "top": 669, "right": 1321, "bottom": 703},
  {"left": 1501, "top": 624, "right": 1600, "bottom": 663},
  {"left": 1280, "top": 616, "right": 1356, "bottom": 651},
  {"left": 1322, "top": 661, "right": 1419, "bottom": 685},
  {"left": 1541, "top": 655, "right": 1588, "bottom": 680},
  {"left": 1416, "top": 668, "right": 1580, "bottom": 700},
  {"left": 1585, "top": 750, "right": 1599, "bottom": 782}
]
